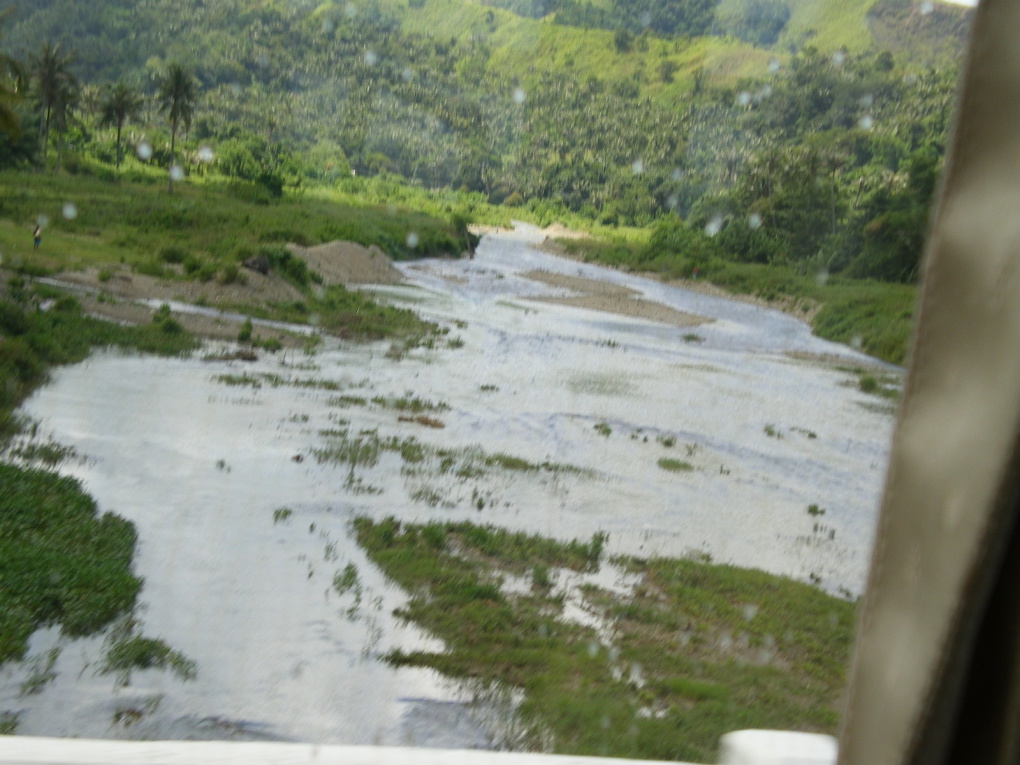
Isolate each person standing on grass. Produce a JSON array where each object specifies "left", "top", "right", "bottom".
[{"left": 33, "top": 224, "right": 41, "bottom": 250}]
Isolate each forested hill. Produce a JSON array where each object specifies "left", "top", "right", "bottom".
[{"left": 0, "top": 0, "right": 969, "bottom": 290}]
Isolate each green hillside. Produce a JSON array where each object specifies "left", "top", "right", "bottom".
[{"left": 0, "top": 0, "right": 971, "bottom": 365}]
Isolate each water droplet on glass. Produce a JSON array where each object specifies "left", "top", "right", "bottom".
[
  {"left": 743, "top": 604, "right": 759, "bottom": 621},
  {"left": 345, "top": 2, "right": 357, "bottom": 18},
  {"left": 309, "top": 313, "right": 321, "bottom": 327},
  {"left": 736, "top": 91, "right": 752, "bottom": 107},
  {"left": 197, "top": 146, "right": 215, "bottom": 163},
  {"left": 904, "top": 73, "right": 918, "bottom": 86},
  {"left": 748, "top": 212, "right": 763, "bottom": 230},
  {"left": 832, "top": 50, "right": 846, "bottom": 66},
  {"left": 631, "top": 159, "right": 644, "bottom": 175},
  {"left": 62, "top": 203, "right": 77, "bottom": 221},
  {"left": 402, "top": 67, "right": 415, "bottom": 82},
  {"left": 364, "top": 50, "right": 378, "bottom": 66},
  {"left": 512, "top": 87, "right": 526, "bottom": 105},
  {"left": 36, "top": 214, "right": 49, "bottom": 228},
  {"left": 667, "top": 194, "right": 679, "bottom": 210},
  {"left": 859, "top": 93, "right": 874, "bottom": 108},
  {"left": 816, "top": 269, "right": 830, "bottom": 286},
  {"left": 920, "top": 1, "right": 934, "bottom": 14},
  {"left": 705, "top": 214, "right": 723, "bottom": 237},
  {"left": 758, "top": 85, "right": 772, "bottom": 100},
  {"left": 639, "top": 11, "right": 652, "bottom": 27},
  {"left": 136, "top": 141, "right": 152, "bottom": 161},
  {"left": 322, "top": 18, "right": 335, "bottom": 34},
  {"left": 169, "top": 164, "right": 185, "bottom": 182},
  {"left": 671, "top": 168, "right": 682, "bottom": 181},
  {"left": 858, "top": 115, "right": 874, "bottom": 131},
  {"left": 629, "top": 662, "right": 644, "bottom": 687},
  {"left": 587, "top": 641, "right": 599, "bottom": 658},
  {"left": 851, "top": 335, "right": 863, "bottom": 350},
  {"left": 406, "top": 232, "right": 419, "bottom": 249},
  {"left": 257, "top": 53, "right": 269, "bottom": 69},
  {"left": 768, "top": 58, "right": 781, "bottom": 74}
]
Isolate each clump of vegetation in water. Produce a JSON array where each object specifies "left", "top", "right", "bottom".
[
  {"left": 0, "top": 464, "right": 142, "bottom": 664},
  {"left": 354, "top": 518, "right": 854, "bottom": 763}
]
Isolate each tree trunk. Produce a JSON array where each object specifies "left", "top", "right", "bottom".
[
  {"left": 115, "top": 120, "right": 123, "bottom": 171},
  {"left": 168, "top": 126, "right": 176, "bottom": 194}
]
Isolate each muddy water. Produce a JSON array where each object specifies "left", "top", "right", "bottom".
[{"left": 1, "top": 228, "right": 896, "bottom": 746}]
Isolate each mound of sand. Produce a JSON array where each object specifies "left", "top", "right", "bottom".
[{"left": 287, "top": 241, "right": 404, "bottom": 286}]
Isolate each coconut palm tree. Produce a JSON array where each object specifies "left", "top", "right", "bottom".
[
  {"left": 100, "top": 81, "right": 143, "bottom": 170},
  {"left": 31, "top": 42, "right": 77, "bottom": 170},
  {"left": 0, "top": 10, "right": 25, "bottom": 139},
  {"left": 49, "top": 74, "right": 78, "bottom": 173},
  {"left": 155, "top": 63, "right": 196, "bottom": 193}
]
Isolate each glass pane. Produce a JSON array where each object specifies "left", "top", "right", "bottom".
[{"left": 0, "top": 0, "right": 973, "bottom": 761}]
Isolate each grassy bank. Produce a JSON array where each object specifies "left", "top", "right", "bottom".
[
  {"left": 561, "top": 236, "right": 915, "bottom": 366},
  {"left": 0, "top": 290, "right": 197, "bottom": 674},
  {"left": 354, "top": 518, "right": 854, "bottom": 763}
]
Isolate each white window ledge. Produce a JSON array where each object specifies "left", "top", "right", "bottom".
[{"left": 0, "top": 731, "right": 836, "bottom": 765}]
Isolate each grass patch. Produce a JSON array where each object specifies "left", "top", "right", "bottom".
[
  {"left": 657, "top": 458, "right": 694, "bottom": 472},
  {"left": 0, "top": 464, "right": 142, "bottom": 664},
  {"left": 355, "top": 519, "right": 854, "bottom": 763}
]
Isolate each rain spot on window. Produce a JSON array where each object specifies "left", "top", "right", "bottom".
[
  {"left": 858, "top": 115, "right": 874, "bottom": 131},
  {"left": 364, "top": 50, "right": 378, "bottom": 66},
  {"left": 136, "top": 141, "right": 152, "bottom": 161},
  {"left": 344, "top": 2, "right": 358, "bottom": 18},
  {"left": 859, "top": 93, "right": 874, "bottom": 108},
  {"left": 816, "top": 270, "right": 830, "bottom": 286},
  {"left": 36, "top": 214, "right": 49, "bottom": 229},
  {"left": 170, "top": 165, "right": 185, "bottom": 182},
  {"left": 705, "top": 214, "right": 724, "bottom": 237},
  {"left": 401, "top": 67, "right": 415, "bottom": 82},
  {"left": 748, "top": 212, "right": 763, "bottom": 230},
  {"left": 667, "top": 194, "right": 679, "bottom": 210},
  {"left": 671, "top": 168, "right": 682, "bottom": 182},
  {"left": 512, "top": 87, "right": 526, "bottom": 105},
  {"left": 851, "top": 335, "right": 864, "bottom": 350},
  {"left": 736, "top": 91, "right": 752, "bottom": 107},
  {"left": 631, "top": 159, "right": 644, "bottom": 175},
  {"left": 920, "top": 1, "right": 934, "bottom": 14},
  {"left": 639, "top": 11, "right": 652, "bottom": 27},
  {"left": 406, "top": 232, "right": 419, "bottom": 249},
  {"left": 197, "top": 146, "right": 215, "bottom": 164},
  {"left": 768, "top": 58, "right": 781, "bottom": 74},
  {"left": 832, "top": 50, "right": 846, "bottom": 67},
  {"left": 321, "top": 18, "right": 335, "bottom": 35},
  {"left": 743, "top": 604, "right": 759, "bottom": 621},
  {"left": 62, "top": 203, "right": 77, "bottom": 221}
]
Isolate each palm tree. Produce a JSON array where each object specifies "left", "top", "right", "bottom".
[
  {"left": 30, "top": 42, "right": 77, "bottom": 171},
  {"left": 100, "top": 81, "right": 143, "bottom": 170},
  {"left": 50, "top": 75, "right": 79, "bottom": 173},
  {"left": 0, "top": 10, "right": 25, "bottom": 139},
  {"left": 155, "top": 63, "right": 196, "bottom": 193}
]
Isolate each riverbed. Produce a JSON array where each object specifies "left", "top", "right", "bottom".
[{"left": 0, "top": 226, "right": 896, "bottom": 746}]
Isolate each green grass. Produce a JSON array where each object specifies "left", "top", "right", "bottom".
[
  {"left": 355, "top": 518, "right": 854, "bottom": 763},
  {"left": 658, "top": 457, "right": 694, "bottom": 472},
  {"left": 0, "top": 463, "right": 142, "bottom": 664}
]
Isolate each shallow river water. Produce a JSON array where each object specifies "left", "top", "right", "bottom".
[{"left": 1, "top": 227, "right": 897, "bottom": 746}]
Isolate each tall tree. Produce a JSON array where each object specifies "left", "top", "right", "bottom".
[
  {"left": 155, "top": 63, "right": 196, "bottom": 193},
  {"left": 0, "top": 9, "right": 24, "bottom": 139},
  {"left": 100, "top": 81, "right": 142, "bottom": 170},
  {"left": 50, "top": 74, "right": 78, "bottom": 173},
  {"left": 30, "top": 42, "right": 76, "bottom": 171}
]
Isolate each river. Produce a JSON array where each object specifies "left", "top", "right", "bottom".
[{"left": 0, "top": 226, "right": 896, "bottom": 746}]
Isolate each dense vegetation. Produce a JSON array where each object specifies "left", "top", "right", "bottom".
[
  {"left": 355, "top": 517, "right": 854, "bottom": 762},
  {"left": 0, "top": 0, "right": 966, "bottom": 294}
]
